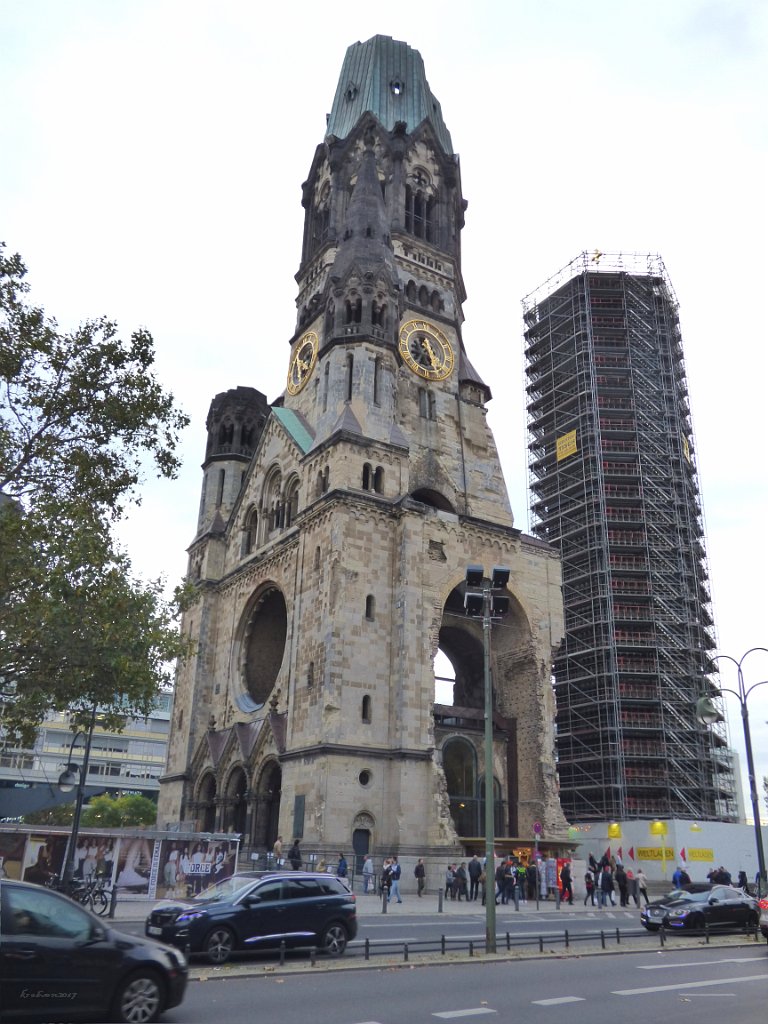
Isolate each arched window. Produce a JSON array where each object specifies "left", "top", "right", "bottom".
[
  {"left": 345, "top": 354, "right": 354, "bottom": 401},
  {"left": 373, "top": 467, "right": 384, "bottom": 494},
  {"left": 323, "top": 362, "right": 330, "bottom": 412},
  {"left": 361, "top": 695, "right": 372, "bottom": 723},
  {"left": 284, "top": 477, "right": 300, "bottom": 528},
  {"left": 373, "top": 357, "right": 382, "bottom": 406},
  {"left": 418, "top": 284, "right": 429, "bottom": 307},
  {"left": 216, "top": 468, "right": 225, "bottom": 507},
  {"left": 243, "top": 507, "right": 258, "bottom": 555},
  {"left": 362, "top": 463, "right": 372, "bottom": 490},
  {"left": 442, "top": 738, "right": 477, "bottom": 837},
  {"left": 406, "top": 280, "right": 417, "bottom": 302},
  {"left": 325, "top": 302, "right": 335, "bottom": 339},
  {"left": 314, "top": 546, "right": 321, "bottom": 570},
  {"left": 365, "top": 595, "right": 375, "bottom": 620},
  {"left": 307, "top": 661, "right": 315, "bottom": 688}
]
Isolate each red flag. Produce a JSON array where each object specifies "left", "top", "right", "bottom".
[
  {"left": 604, "top": 846, "right": 611, "bottom": 860},
  {"left": 680, "top": 848, "right": 686, "bottom": 862},
  {"left": 617, "top": 846, "right": 623, "bottom": 860},
  {"left": 628, "top": 847, "right": 635, "bottom": 860}
]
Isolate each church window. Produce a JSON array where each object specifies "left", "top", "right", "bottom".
[
  {"left": 373, "top": 466, "right": 384, "bottom": 494},
  {"left": 431, "top": 290, "right": 442, "bottom": 313},
  {"left": 323, "top": 362, "right": 330, "bottom": 412},
  {"left": 406, "top": 280, "right": 417, "bottom": 302},
  {"left": 218, "top": 421, "right": 234, "bottom": 448},
  {"left": 345, "top": 354, "right": 354, "bottom": 401},
  {"left": 216, "top": 468, "right": 225, "bottom": 508},
  {"left": 419, "top": 389, "right": 436, "bottom": 420},
  {"left": 365, "top": 595, "right": 375, "bottom": 620},
  {"left": 314, "top": 546, "right": 320, "bottom": 570},
  {"left": 323, "top": 465, "right": 330, "bottom": 492},
  {"left": 307, "top": 661, "right": 314, "bottom": 688},
  {"left": 362, "top": 463, "right": 371, "bottom": 490},
  {"left": 373, "top": 357, "right": 382, "bottom": 406},
  {"left": 418, "top": 284, "right": 429, "bottom": 306},
  {"left": 284, "top": 477, "right": 300, "bottom": 528},
  {"left": 389, "top": 78, "right": 403, "bottom": 96},
  {"left": 361, "top": 697, "right": 372, "bottom": 724},
  {"left": 404, "top": 184, "right": 435, "bottom": 243},
  {"left": 358, "top": 769, "right": 371, "bottom": 785},
  {"left": 344, "top": 296, "right": 362, "bottom": 325},
  {"left": 325, "top": 302, "right": 334, "bottom": 339}
]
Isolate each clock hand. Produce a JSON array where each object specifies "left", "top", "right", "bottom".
[{"left": 421, "top": 337, "right": 439, "bottom": 368}]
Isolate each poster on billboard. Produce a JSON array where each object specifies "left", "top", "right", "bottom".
[
  {"left": 114, "top": 835, "right": 155, "bottom": 894},
  {"left": 21, "top": 834, "right": 68, "bottom": 885},
  {"left": 0, "top": 833, "right": 28, "bottom": 880},
  {"left": 154, "top": 837, "right": 239, "bottom": 899}
]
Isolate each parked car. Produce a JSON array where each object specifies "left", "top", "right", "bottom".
[
  {"left": 145, "top": 871, "right": 357, "bottom": 963},
  {"left": 0, "top": 878, "right": 187, "bottom": 1023},
  {"left": 640, "top": 884, "right": 759, "bottom": 932}
]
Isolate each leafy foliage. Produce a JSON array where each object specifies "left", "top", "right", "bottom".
[
  {"left": 81, "top": 793, "right": 159, "bottom": 828},
  {"left": 0, "top": 243, "right": 195, "bottom": 743}
]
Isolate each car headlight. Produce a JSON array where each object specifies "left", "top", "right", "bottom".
[
  {"left": 167, "top": 947, "right": 188, "bottom": 970},
  {"left": 668, "top": 908, "right": 689, "bottom": 918},
  {"left": 175, "top": 910, "right": 207, "bottom": 924}
]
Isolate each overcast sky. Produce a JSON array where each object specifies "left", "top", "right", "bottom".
[{"left": 2, "top": 0, "right": 766, "bottom": 823}]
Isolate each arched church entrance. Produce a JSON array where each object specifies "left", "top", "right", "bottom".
[
  {"left": 223, "top": 766, "right": 248, "bottom": 835},
  {"left": 198, "top": 772, "right": 217, "bottom": 833},
  {"left": 252, "top": 761, "right": 282, "bottom": 851},
  {"left": 351, "top": 812, "right": 374, "bottom": 874}
]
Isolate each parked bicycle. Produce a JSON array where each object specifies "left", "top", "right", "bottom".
[{"left": 45, "top": 873, "right": 112, "bottom": 915}]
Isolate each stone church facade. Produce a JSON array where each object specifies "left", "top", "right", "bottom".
[{"left": 158, "top": 35, "right": 569, "bottom": 862}]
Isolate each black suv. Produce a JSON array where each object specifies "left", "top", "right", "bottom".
[{"left": 145, "top": 871, "right": 357, "bottom": 963}]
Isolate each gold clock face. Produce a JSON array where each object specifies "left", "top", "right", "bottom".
[
  {"left": 287, "top": 331, "right": 319, "bottom": 395},
  {"left": 398, "top": 319, "right": 454, "bottom": 381}
]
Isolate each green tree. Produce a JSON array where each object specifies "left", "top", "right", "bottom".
[
  {"left": 22, "top": 803, "right": 75, "bottom": 827},
  {"left": 81, "top": 793, "right": 158, "bottom": 828},
  {"left": 0, "top": 243, "right": 193, "bottom": 743}
]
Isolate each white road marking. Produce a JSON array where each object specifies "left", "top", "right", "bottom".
[
  {"left": 638, "top": 957, "right": 765, "bottom": 970},
  {"left": 433, "top": 1011, "right": 497, "bottom": 1019},
  {"left": 532, "top": 996, "right": 586, "bottom": 1006},
  {"left": 613, "top": 974, "right": 768, "bottom": 996}
]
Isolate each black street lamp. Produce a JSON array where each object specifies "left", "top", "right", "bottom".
[
  {"left": 58, "top": 704, "right": 98, "bottom": 894},
  {"left": 696, "top": 647, "right": 768, "bottom": 898},
  {"left": 465, "top": 564, "right": 510, "bottom": 954}
]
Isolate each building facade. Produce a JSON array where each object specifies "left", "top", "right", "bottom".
[
  {"left": 523, "top": 253, "right": 735, "bottom": 823},
  {"left": 158, "top": 35, "right": 569, "bottom": 862}
]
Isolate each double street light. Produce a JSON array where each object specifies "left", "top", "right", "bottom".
[
  {"left": 58, "top": 704, "right": 98, "bottom": 893},
  {"left": 695, "top": 647, "right": 768, "bottom": 898},
  {"left": 465, "top": 564, "right": 510, "bottom": 955}
]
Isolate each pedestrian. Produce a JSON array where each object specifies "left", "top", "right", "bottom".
[
  {"left": 272, "top": 836, "right": 283, "bottom": 865},
  {"left": 468, "top": 855, "right": 482, "bottom": 901},
  {"left": 672, "top": 864, "right": 684, "bottom": 888},
  {"left": 380, "top": 858, "right": 392, "bottom": 898},
  {"left": 414, "top": 857, "right": 426, "bottom": 897},
  {"left": 454, "top": 862, "right": 468, "bottom": 901},
  {"left": 737, "top": 869, "right": 749, "bottom": 892},
  {"left": 636, "top": 868, "right": 649, "bottom": 905},
  {"left": 336, "top": 852, "right": 348, "bottom": 878},
  {"left": 615, "top": 863, "right": 629, "bottom": 906},
  {"left": 362, "top": 854, "right": 374, "bottom": 893},
  {"left": 584, "top": 868, "right": 596, "bottom": 906},
  {"left": 445, "top": 864, "right": 455, "bottom": 899},
  {"left": 599, "top": 865, "right": 614, "bottom": 908},
  {"left": 560, "top": 861, "right": 573, "bottom": 905},
  {"left": 287, "top": 839, "right": 302, "bottom": 870},
  {"left": 388, "top": 856, "right": 402, "bottom": 903}
]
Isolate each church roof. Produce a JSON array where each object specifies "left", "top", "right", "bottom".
[
  {"left": 327, "top": 35, "right": 453, "bottom": 154},
  {"left": 272, "top": 406, "right": 315, "bottom": 454}
]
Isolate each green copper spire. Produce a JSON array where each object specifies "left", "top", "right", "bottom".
[{"left": 326, "top": 35, "right": 453, "bottom": 154}]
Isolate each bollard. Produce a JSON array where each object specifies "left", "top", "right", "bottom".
[
  {"left": 616, "top": 928, "right": 620, "bottom": 945},
  {"left": 513, "top": 888, "right": 520, "bottom": 912},
  {"left": 600, "top": 930, "right": 606, "bottom": 949},
  {"left": 555, "top": 887, "right": 561, "bottom": 909},
  {"left": 660, "top": 926, "right": 666, "bottom": 946},
  {"left": 404, "top": 944, "right": 409, "bottom": 962},
  {"left": 469, "top": 941, "right": 474, "bottom": 957},
  {"left": 364, "top": 938, "right": 370, "bottom": 961},
  {"left": 382, "top": 888, "right": 388, "bottom": 914},
  {"left": 438, "top": 888, "right": 443, "bottom": 913},
  {"left": 538, "top": 935, "right": 544, "bottom": 952},
  {"left": 310, "top": 948, "right": 316, "bottom": 966},
  {"left": 565, "top": 928, "right": 569, "bottom": 948},
  {"left": 506, "top": 931, "right": 511, "bottom": 951},
  {"left": 704, "top": 920, "right": 709, "bottom": 944},
  {"left": 108, "top": 885, "right": 119, "bottom": 919},
  {"left": 441, "top": 934, "right": 446, "bottom": 956}
]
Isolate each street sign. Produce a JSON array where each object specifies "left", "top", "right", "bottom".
[{"left": 533, "top": 821, "right": 542, "bottom": 835}]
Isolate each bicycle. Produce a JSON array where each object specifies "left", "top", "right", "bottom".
[{"left": 78, "top": 876, "right": 112, "bottom": 915}]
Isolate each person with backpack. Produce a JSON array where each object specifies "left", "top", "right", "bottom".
[
  {"left": 584, "top": 868, "right": 596, "bottom": 906},
  {"left": 388, "top": 855, "right": 402, "bottom": 903}
]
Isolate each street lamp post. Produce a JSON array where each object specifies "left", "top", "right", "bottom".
[
  {"left": 58, "top": 704, "right": 98, "bottom": 894},
  {"left": 465, "top": 564, "right": 510, "bottom": 955},
  {"left": 695, "top": 647, "right": 768, "bottom": 898}
]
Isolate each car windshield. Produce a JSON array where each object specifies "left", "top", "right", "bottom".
[
  {"left": 193, "top": 876, "right": 256, "bottom": 903},
  {"left": 665, "top": 889, "right": 707, "bottom": 903}
]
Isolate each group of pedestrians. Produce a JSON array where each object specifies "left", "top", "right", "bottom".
[{"left": 582, "top": 853, "right": 649, "bottom": 907}]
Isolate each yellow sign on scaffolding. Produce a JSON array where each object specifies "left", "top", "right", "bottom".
[
  {"left": 687, "top": 848, "right": 714, "bottom": 861},
  {"left": 637, "top": 847, "right": 674, "bottom": 860},
  {"left": 556, "top": 429, "right": 577, "bottom": 462}
]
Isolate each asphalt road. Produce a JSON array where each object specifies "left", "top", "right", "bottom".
[{"left": 160, "top": 946, "right": 768, "bottom": 1024}]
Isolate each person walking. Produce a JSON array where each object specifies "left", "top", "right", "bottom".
[
  {"left": 560, "top": 861, "right": 574, "bottom": 905},
  {"left": 362, "top": 854, "right": 374, "bottom": 894},
  {"left": 388, "top": 856, "right": 402, "bottom": 903},
  {"left": 445, "top": 864, "right": 455, "bottom": 899},
  {"left": 636, "top": 867, "right": 649, "bottom": 905},
  {"left": 615, "top": 863, "right": 629, "bottom": 907},
  {"left": 287, "top": 840, "right": 302, "bottom": 870},
  {"left": 468, "top": 856, "right": 482, "bottom": 901},
  {"left": 599, "top": 864, "right": 614, "bottom": 907},
  {"left": 454, "top": 862, "right": 468, "bottom": 901},
  {"left": 272, "top": 836, "right": 283, "bottom": 865},
  {"left": 584, "top": 868, "right": 596, "bottom": 906},
  {"left": 336, "top": 853, "right": 348, "bottom": 878},
  {"left": 414, "top": 858, "right": 426, "bottom": 897}
]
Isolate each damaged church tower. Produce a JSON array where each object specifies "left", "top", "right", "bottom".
[{"left": 159, "top": 36, "right": 569, "bottom": 860}]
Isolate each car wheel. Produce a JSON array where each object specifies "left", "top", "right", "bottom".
[
  {"left": 688, "top": 912, "right": 705, "bottom": 930},
  {"left": 320, "top": 922, "right": 348, "bottom": 956},
  {"left": 643, "top": 923, "right": 660, "bottom": 932},
  {"left": 204, "top": 925, "right": 236, "bottom": 964},
  {"left": 746, "top": 910, "right": 759, "bottom": 929},
  {"left": 111, "top": 969, "right": 164, "bottom": 1024}
]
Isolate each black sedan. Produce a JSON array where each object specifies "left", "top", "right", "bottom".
[
  {"left": 0, "top": 878, "right": 187, "bottom": 1023},
  {"left": 640, "top": 884, "right": 759, "bottom": 932},
  {"left": 145, "top": 871, "right": 357, "bottom": 964}
]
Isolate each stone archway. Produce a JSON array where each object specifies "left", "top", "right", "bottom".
[
  {"left": 198, "top": 772, "right": 217, "bottom": 833},
  {"left": 252, "top": 761, "right": 282, "bottom": 851},
  {"left": 223, "top": 766, "right": 248, "bottom": 835}
]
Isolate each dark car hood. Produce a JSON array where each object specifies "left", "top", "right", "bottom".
[{"left": 149, "top": 897, "right": 210, "bottom": 914}]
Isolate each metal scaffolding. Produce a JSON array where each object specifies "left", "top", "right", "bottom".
[{"left": 522, "top": 253, "right": 736, "bottom": 822}]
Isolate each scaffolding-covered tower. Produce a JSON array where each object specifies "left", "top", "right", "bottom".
[{"left": 523, "top": 253, "right": 736, "bottom": 823}]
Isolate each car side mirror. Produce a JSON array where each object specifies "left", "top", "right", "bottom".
[
  {"left": 244, "top": 894, "right": 261, "bottom": 905},
  {"left": 708, "top": 897, "right": 719, "bottom": 905},
  {"left": 86, "top": 923, "right": 107, "bottom": 944}
]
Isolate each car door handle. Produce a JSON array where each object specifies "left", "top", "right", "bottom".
[{"left": 5, "top": 948, "right": 38, "bottom": 960}]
